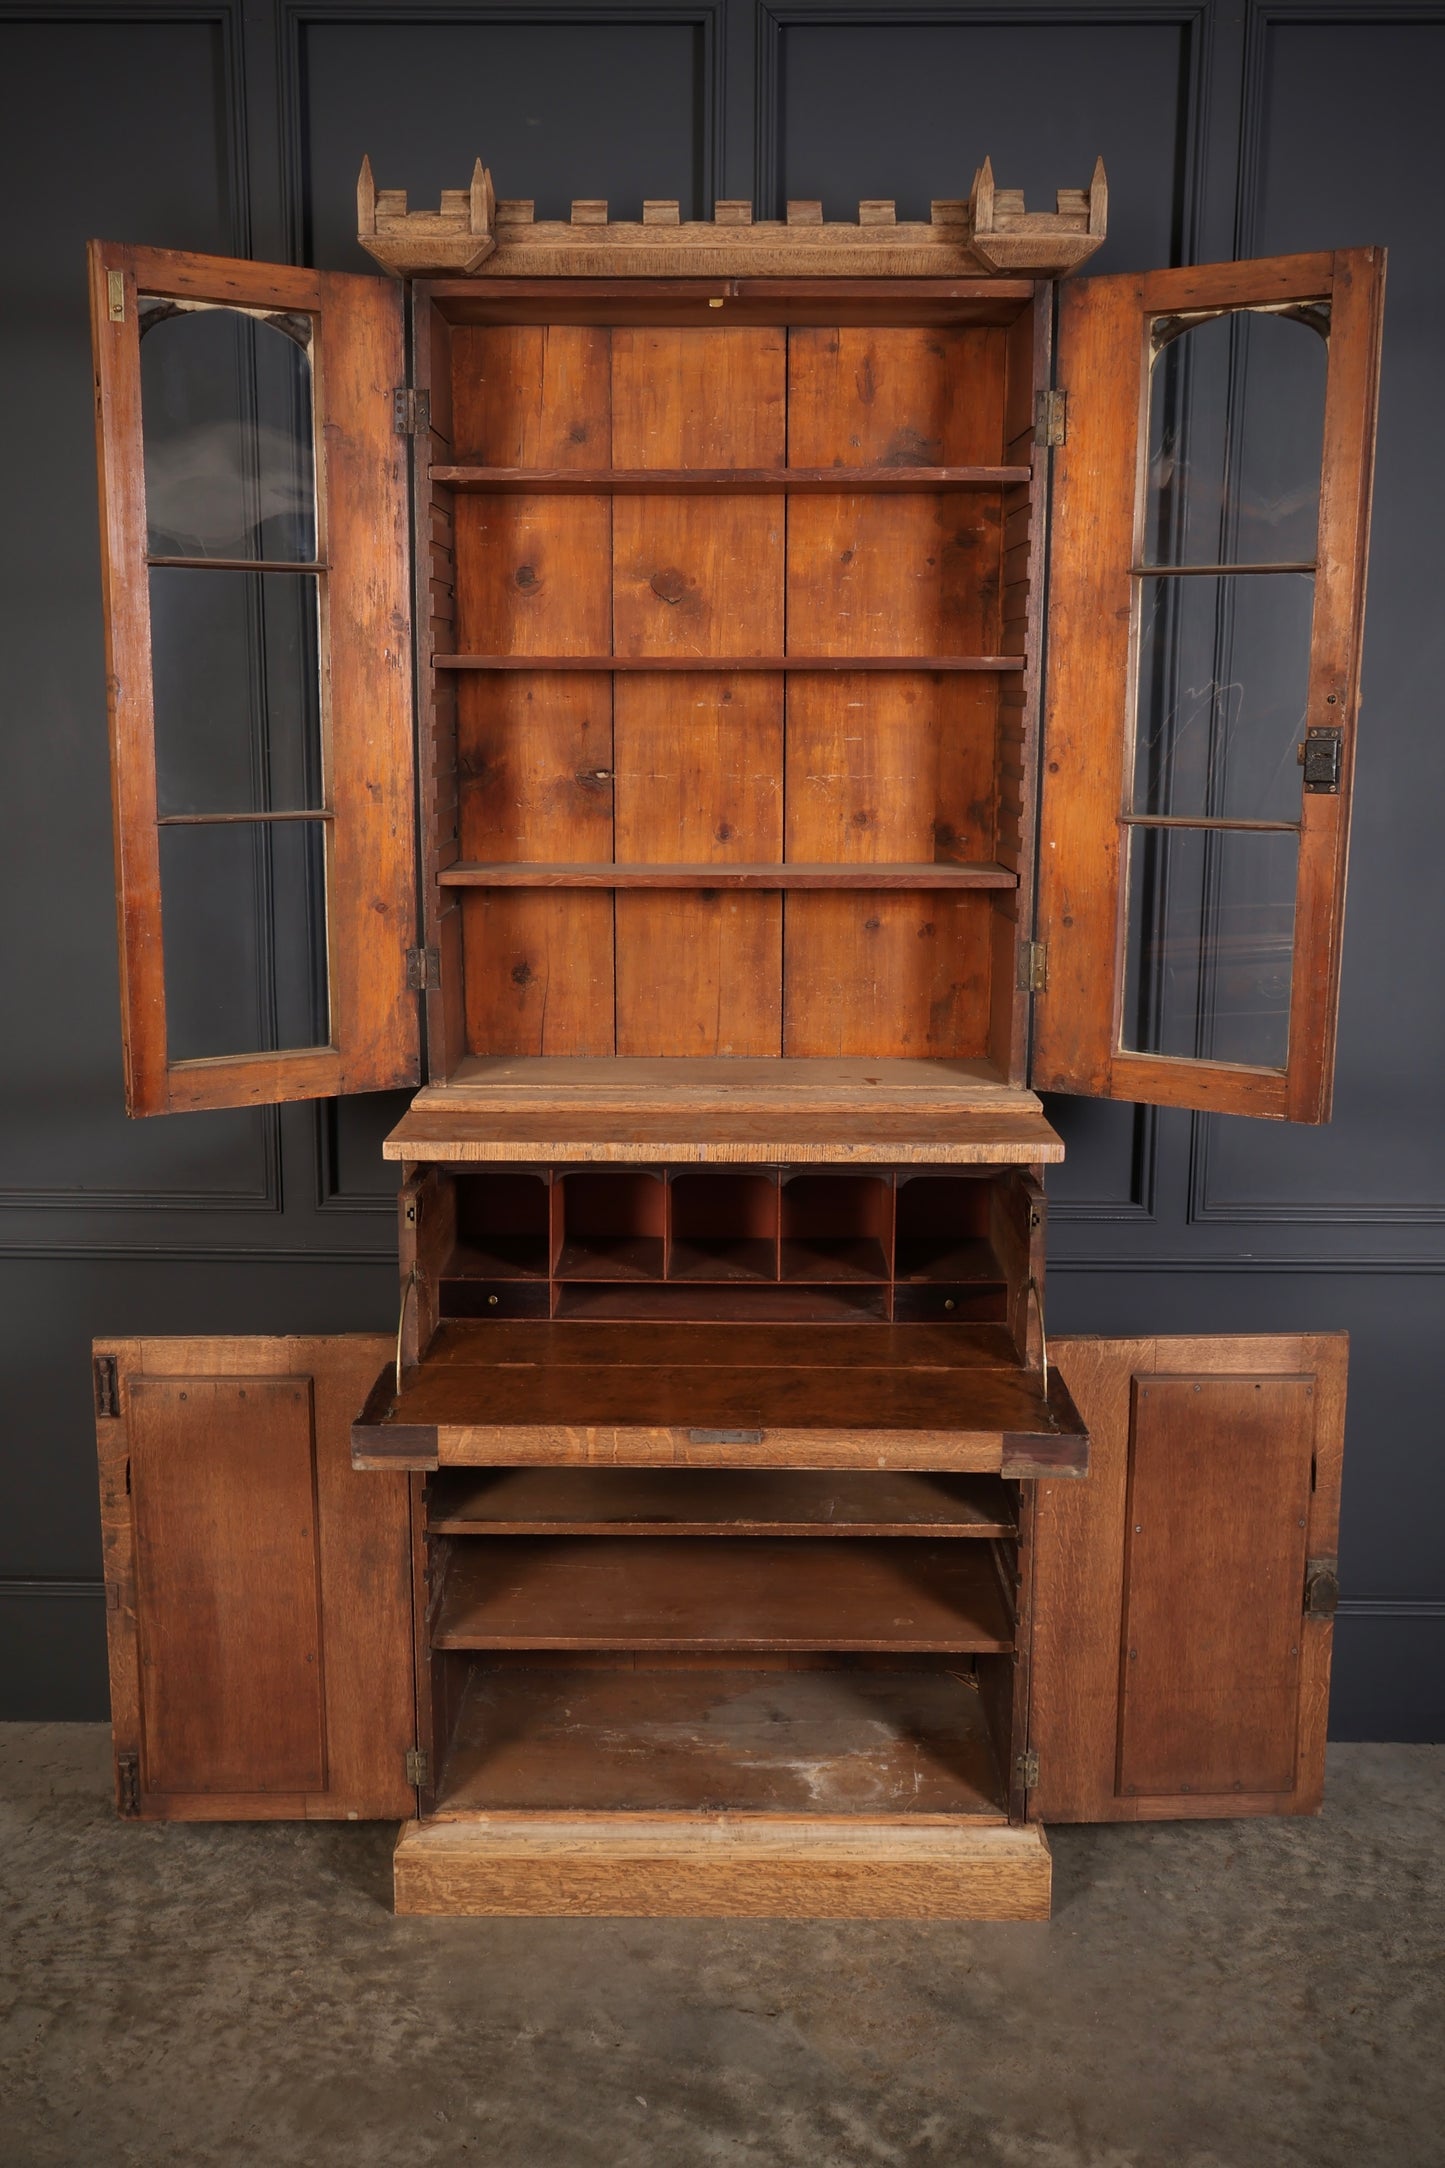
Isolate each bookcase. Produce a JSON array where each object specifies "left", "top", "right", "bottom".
[{"left": 86, "top": 163, "right": 1381, "bottom": 1916}]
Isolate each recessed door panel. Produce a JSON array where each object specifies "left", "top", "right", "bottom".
[
  {"left": 130, "top": 1375, "right": 326, "bottom": 1796},
  {"left": 1117, "top": 1375, "right": 1314, "bottom": 1799}
]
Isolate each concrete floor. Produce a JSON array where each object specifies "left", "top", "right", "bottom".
[{"left": 1, "top": 1727, "right": 1440, "bottom": 2168}]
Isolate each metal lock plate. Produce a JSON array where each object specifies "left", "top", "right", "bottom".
[{"left": 1301, "top": 726, "right": 1343, "bottom": 793}]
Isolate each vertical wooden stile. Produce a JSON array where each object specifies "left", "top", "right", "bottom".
[
  {"left": 610, "top": 329, "right": 786, "bottom": 1053},
  {"left": 782, "top": 328, "right": 1005, "bottom": 1056},
  {"left": 454, "top": 326, "right": 616, "bottom": 1054}
]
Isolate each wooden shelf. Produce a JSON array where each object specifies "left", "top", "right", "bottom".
[
  {"left": 438, "top": 860, "right": 1018, "bottom": 891},
  {"left": 554, "top": 1236, "right": 664, "bottom": 1282},
  {"left": 432, "top": 1662, "right": 1009, "bottom": 1820},
  {"left": 433, "top": 464, "right": 1031, "bottom": 493},
  {"left": 667, "top": 1235, "right": 777, "bottom": 1283},
  {"left": 550, "top": 1283, "right": 888, "bottom": 1322},
  {"left": 431, "top": 1536, "right": 1015, "bottom": 1652},
  {"left": 383, "top": 1059, "right": 1067, "bottom": 1168},
  {"left": 435, "top": 654, "right": 1027, "bottom": 673},
  {"left": 426, "top": 1467, "right": 1017, "bottom": 1538},
  {"left": 897, "top": 1235, "right": 1004, "bottom": 1284},
  {"left": 353, "top": 1316, "right": 1088, "bottom": 1479}
]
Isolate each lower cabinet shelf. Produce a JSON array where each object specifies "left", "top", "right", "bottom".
[
  {"left": 431, "top": 1660, "right": 1010, "bottom": 1820},
  {"left": 430, "top": 1535, "right": 1016, "bottom": 1653}
]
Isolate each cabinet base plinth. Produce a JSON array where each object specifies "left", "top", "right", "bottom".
[{"left": 392, "top": 1814, "right": 1051, "bottom": 1919}]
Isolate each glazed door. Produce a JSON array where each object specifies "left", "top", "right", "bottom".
[
  {"left": 1026, "top": 1334, "right": 1347, "bottom": 1823},
  {"left": 88, "top": 244, "right": 418, "bottom": 1114},
  {"left": 94, "top": 1335, "right": 418, "bottom": 1820},
  {"left": 1033, "top": 250, "right": 1385, "bottom": 1121}
]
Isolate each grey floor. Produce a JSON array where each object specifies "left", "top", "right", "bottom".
[{"left": 1, "top": 1727, "right": 1441, "bottom": 2168}]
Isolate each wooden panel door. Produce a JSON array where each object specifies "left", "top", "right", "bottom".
[
  {"left": 95, "top": 1335, "right": 417, "bottom": 1820},
  {"left": 1033, "top": 250, "right": 1385, "bottom": 1121},
  {"left": 88, "top": 244, "right": 418, "bottom": 1115},
  {"left": 1027, "top": 1335, "right": 1347, "bottom": 1822}
]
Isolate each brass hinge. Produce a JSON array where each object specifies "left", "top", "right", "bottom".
[
  {"left": 406, "top": 1747, "right": 430, "bottom": 1788},
  {"left": 1299, "top": 725, "right": 1343, "bottom": 793},
  {"left": 117, "top": 1751, "right": 140, "bottom": 1817},
  {"left": 93, "top": 1354, "right": 119, "bottom": 1418},
  {"left": 406, "top": 945, "right": 441, "bottom": 993},
  {"left": 1034, "top": 388, "right": 1067, "bottom": 448},
  {"left": 106, "top": 269, "right": 126, "bottom": 324},
  {"left": 393, "top": 386, "right": 431, "bottom": 436},
  {"left": 1015, "top": 1748, "right": 1040, "bottom": 1791},
  {"left": 1019, "top": 941, "right": 1048, "bottom": 994},
  {"left": 1304, "top": 1557, "right": 1340, "bottom": 1619}
]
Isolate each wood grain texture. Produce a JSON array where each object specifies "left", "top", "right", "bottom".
[
  {"left": 385, "top": 1055, "right": 1062, "bottom": 1163},
  {"left": 128, "top": 1374, "right": 326, "bottom": 1796},
  {"left": 432, "top": 1662, "right": 1007, "bottom": 1818},
  {"left": 453, "top": 327, "right": 615, "bottom": 1056},
  {"left": 426, "top": 1466, "right": 1016, "bottom": 1536},
  {"left": 782, "top": 325, "right": 1004, "bottom": 1059},
  {"left": 431, "top": 1536, "right": 1015, "bottom": 1653},
  {"left": 413, "top": 299, "right": 467, "bottom": 1080},
  {"left": 392, "top": 1814, "right": 1051, "bottom": 1918},
  {"left": 1118, "top": 1375, "right": 1314, "bottom": 1798},
  {"left": 1029, "top": 1335, "right": 1348, "bottom": 1824},
  {"left": 441, "top": 861, "right": 1013, "bottom": 889},
  {"left": 95, "top": 1334, "right": 415, "bottom": 1821},
  {"left": 88, "top": 243, "right": 419, "bottom": 1113},
  {"left": 605, "top": 324, "right": 787, "bottom": 1053},
  {"left": 435, "top": 465, "right": 1031, "bottom": 493},
  {"left": 350, "top": 1318, "right": 1088, "bottom": 1475}
]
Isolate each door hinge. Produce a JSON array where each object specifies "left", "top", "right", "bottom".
[
  {"left": 93, "top": 1353, "right": 119, "bottom": 1418},
  {"left": 117, "top": 1751, "right": 140, "bottom": 1817},
  {"left": 1299, "top": 725, "right": 1343, "bottom": 793},
  {"left": 406, "top": 945, "right": 441, "bottom": 993},
  {"left": 1019, "top": 941, "right": 1048, "bottom": 994},
  {"left": 106, "top": 269, "right": 126, "bottom": 324},
  {"left": 1304, "top": 1557, "right": 1340, "bottom": 1619},
  {"left": 393, "top": 386, "right": 431, "bottom": 436},
  {"left": 406, "top": 1747, "right": 430, "bottom": 1788},
  {"left": 1034, "top": 388, "right": 1067, "bottom": 448},
  {"left": 1015, "top": 1748, "right": 1040, "bottom": 1791}
]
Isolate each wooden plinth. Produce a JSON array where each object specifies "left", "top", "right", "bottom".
[{"left": 392, "top": 1814, "right": 1051, "bottom": 1920}]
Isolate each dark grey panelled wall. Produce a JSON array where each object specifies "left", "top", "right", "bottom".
[{"left": 1, "top": 1, "right": 1439, "bottom": 1735}]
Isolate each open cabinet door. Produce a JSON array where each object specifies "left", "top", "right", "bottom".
[
  {"left": 88, "top": 244, "right": 418, "bottom": 1114},
  {"left": 94, "top": 1335, "right": 417, "bottom": 1820},
  {"left": 1027, "top": 1335, "right": 1346, "bottom": 1822},
  {"left": 1033, "top": 250, "right": 1385, "bottom": 1121}
]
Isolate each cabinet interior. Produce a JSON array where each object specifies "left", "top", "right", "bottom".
[
  {"left": 417, "top": 1162, "right": 1040, "bottom": 1333},
  {"left": 417, "top": 284, "right": 1041, "bottom": 1094},
  {"left": 419, "top": 1465, "right": 1024, "bottom": 1822}
]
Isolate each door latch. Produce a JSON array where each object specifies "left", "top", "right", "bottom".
[
  {"left": 93, "top": 1354, "right": 119, "bottom": 1418},
  {"left": 1299, "top": 726, "right": 1343, "bottom": 793},
  {"left": 1304, "top": 1558, "right": 1340, "bottom": 1618}
]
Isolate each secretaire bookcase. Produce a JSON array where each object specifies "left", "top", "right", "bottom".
[{"left": 85, "top": 160, "right": 1382, "bottom": 1917}]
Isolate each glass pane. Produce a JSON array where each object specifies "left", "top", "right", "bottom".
[
  {"left": 160, "top": 821, "right": 330, "bottom": 1062},
  {"left": 1144, "top": 307, "right": 1328, "bottom": 568},
  {"left": 139, "top": 302, "right": 316, "bottom": 563},
  {"left": 150, "top": 568, "right": 323, "bottom": 817},
  {"left": 1132, "top": 572, "right": 1314, "bottom": 823},
  {"left": 1123, "top": 825, "right": 1297, "bottom": 1069}
]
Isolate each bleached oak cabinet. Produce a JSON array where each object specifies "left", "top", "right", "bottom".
[{"left": 87, "top": 164, "right": 1380, "bottom": 1917}]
